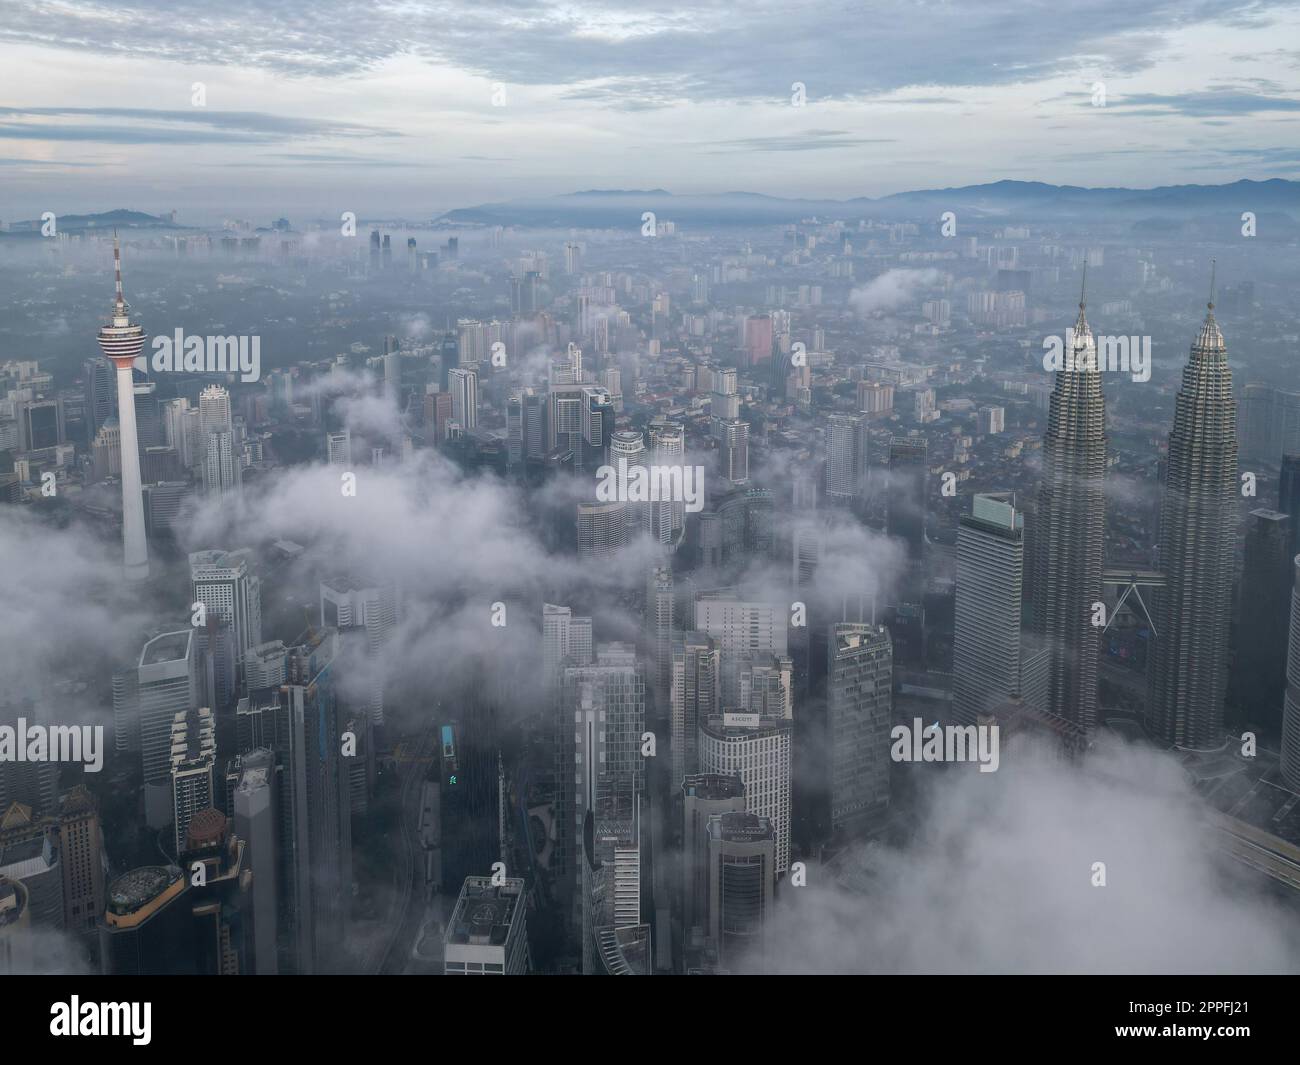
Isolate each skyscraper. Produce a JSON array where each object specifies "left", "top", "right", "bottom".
[
  {"left": 190, "top": 549, "right": 263, "bottom": 664},
  {"left": 443, "top": 876, "right": 531, "bottom": 974},
  {"left": 706, "top": 811, "right": 775, "bottom": 970},
  {"left": 1234, "top": 510, "right": 1290, "bottom": 734},
  {"left": 280, "top": 630, "right": 353, "bottom": 974},
  {"left": 449, "top": 366, "right": 478, "bottom": 432},
  {"left": 96, "top": 235, "right": 149, "bottom": 580},
  {"left": 887, "top": 436, "right": 928, "bottom": 562},
  {"left": 670, "top": 632, "right": 721, "bottom": 785},
  {"left": 826, "top": 413, "right": 869, "bottom": 506},
  {"left": 649, "top": 418, "right": 686, "bottom": 540},
  {"left": 720, "top": 420, "right": 749, "bottom": 485},
  {"left": 953, "top": 493, "right": 1025, "bottom": 725},
  {"left": 698, "top": 714, "right": 791, "bottom": 875},
  {"left": 1282, "top": 557, "right": 1300, "bottom": 793},
  {"left": 681, "top": 773, "right": 744, "bottom": 936},
  {"left": 612, "top": 429, "right": 650, "bottom": 536},
  {"left": 320, "top": 577, "right": 398, "bottom": 726},
  {"left": 1031, "top": 285, "right": 1106, "bottom": 731},
  {"left": 202, "top": 429, "right": 240, "bottom": 497},
  {"left": 542, "top": 603, "right": 593, "bottom": 691},
  {"left": 232, "top": 749, "right": 278, "bottom": 975},
  {"left": 170, "top": 706, "right": 217, "bottom": 856},
  {"left": 138, "top": 631, "right": 200, "bottom": 827},
  {"left": 577, "top": 501, "right": 628, "bottom": 559},
  {"left": 1149, "top": 290, "right": 1238, "bottom": 749},
  {"left": 644, "top": 566, "right": 674, "bottom": 704},
  {"left": 1279, "top": 454, "right": 1300, "bottom": 561},
  {"left": 559, "top": 645, "right": 645, "bottom": 938},
  {"left": 826, "top": 623, "right": 893, "bottom": 832}
]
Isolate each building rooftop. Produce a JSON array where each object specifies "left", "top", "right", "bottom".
[
  {"left": 107, "top": 865, "right": 181, "bottom": 915},
  {"left": 140, "top": 631, "right": 191, "bottom": 667},
  {"left": 707, "top": 811, "right": 774, "bottom": 843},
  {"left": 445, "top": 876, "right": 524, "bottom": 947},
  {"left": 682, "top": 773, "right": 745, "bottom": 801}
]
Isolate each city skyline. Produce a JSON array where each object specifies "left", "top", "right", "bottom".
[{"left": 2, "top": 1, "right": 1300, "bottom": 992}]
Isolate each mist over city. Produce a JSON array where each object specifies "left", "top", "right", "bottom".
[{"left": 1, "top": 2, "right": 1299, "bottom": 1010}]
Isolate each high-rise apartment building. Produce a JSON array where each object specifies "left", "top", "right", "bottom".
[{"left": 170, "top": 706, "right": 217, "bottom": 856}]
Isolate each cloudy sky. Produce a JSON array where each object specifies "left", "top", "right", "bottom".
[{"left": 2, "top": 0, "right": 1299, "bottom": 220}]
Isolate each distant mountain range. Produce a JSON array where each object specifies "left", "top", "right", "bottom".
[
  {"left": 438, "top": 179, "right": 1300, "bottom": 230},
  {"left": 1, "top": 208, "right": 180, "bottom": 236}
]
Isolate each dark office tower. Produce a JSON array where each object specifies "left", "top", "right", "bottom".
[
  {"left": 1031, "top": 288, "right": 1106, "bottom": 732},
  {"left": 1234, "top": 510, "right": 1291, "bottom": 734},
  {"left": 233, "top": 749, "right": 278, "bottom": 975},
  {"left": 381, "top": 234, "right": 392, "bottom": 270},
  {"left": 99, "top": 866, "right": 191, "bottom": 974},
  {"left": 280, "top": 630, "right": 352, "bottom": 974},
  {"left": 447, "top": 236, "right": 459, "bottom": 260},
  {"left": 645, "top": 566, "right": 674, "bottom": 708},
  {"left": 369, "top": 229, "right": 380, "bottom": 267},
  {"left": 439, "top": 332, "right": 458, "bottom": 390},
  {"left": 1279, "top": 455, "right": 1300, "bottom": 561},
  {"left": 1283, "top": 558, "right": 1300, "bottom": 791},
  {"left": 100, "top": 813, "right": 251, "bottom": 975},
  {"left": 706, "top": 811, "right": 775, "bottom": 971},
  {"left": 887, "top": 436, "right": 928, "bottom": 562},
  {"left": 177, "top": 808, "right": 251, "bottom": 974},
  {"left": 827, "top": 623, "right": 893, "bottom": 834},
  {"left": 506, "top": 391, "right": 524, "bottom": 467},
  {"left": 82, "top": 357, "right": 115, "bottom": 440},
  {"left": 581, "top": 387, "right": 615, "bottom": 473},
  {"left": 681, "top": 774, "right": 744, "bottom": 938},
  {"left": 407, "top": 237, "right": 417, "bottom": 273},
  {"left": 1149, "top": 293, "right": 1238, "bottom": 750}
]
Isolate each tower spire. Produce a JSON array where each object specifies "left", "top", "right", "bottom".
[
  {"left": 1079, "top": 261, "right": 1088, "bottom": 310},
  {"left": 1208, "top": 258, "right": 1216, "bottom": 311},
  {"left": 112, "top": 230, "right": 127, "bottom": 316}
]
